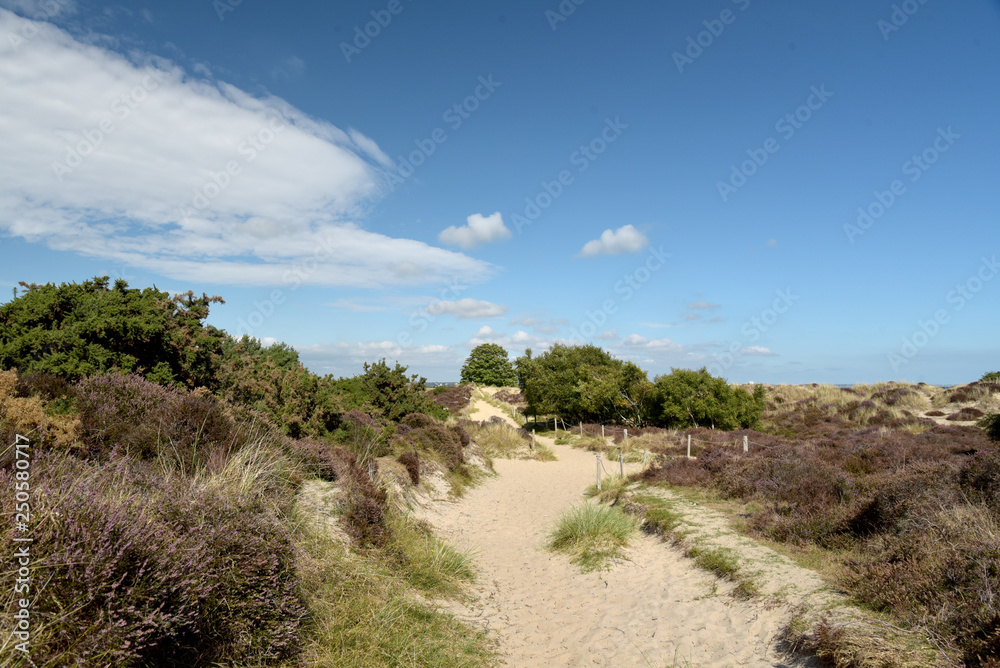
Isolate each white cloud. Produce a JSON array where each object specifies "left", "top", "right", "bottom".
[
  {"left": 640, "top": 322, "right": 679, "bottom": 329},
  {"left": 0, "top": 11, "right": 491, "bottom": 288},
  {"left": 597, "top": 329, "right": 618, "bottom": 341},
  {"left": 425, "top": 298, "right": 506, "bottom": 319},
  {"left": 620, "top": 334, "right": 683, "bottom": 351},
  {"left": 578, "top": 224, "right": 648, "bottom": 258},
  {"left": 688, "top": 301, "right": 720, "bottom": 310},
  {"left": 767, "top": 238, "right": 778, "bottom": 248},
  {"left": 299, "top": 341, "right": 461, "bottom": 379},
  {"left": 439, "top": 212, "right": 511, "bottom": 250},
  {"left": 744, "top": 346, "right": 776, "bottom": 357}
]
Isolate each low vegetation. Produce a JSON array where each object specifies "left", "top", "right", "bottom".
[
  {"left": 0, "top": 278, "right": 495, "bottom": 667},
  {"left": 639, "top": 379, "right": 1000, "bottom": 666},
  {"left": 548, "top": 503, "right": 637, "bottom": 572}
]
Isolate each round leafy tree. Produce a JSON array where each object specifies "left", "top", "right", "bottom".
[{"left": 460, "top": 343, "right": 517, "bottom": 387}]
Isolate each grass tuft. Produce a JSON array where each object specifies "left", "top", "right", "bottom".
[{"left": 548, "top": 503, "right": 637, "bottom": 572}]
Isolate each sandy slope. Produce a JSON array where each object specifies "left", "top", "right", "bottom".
[{"left": 417, "top": 399, "right": 807, "bottom": 667}]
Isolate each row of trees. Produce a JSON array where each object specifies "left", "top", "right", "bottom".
[{"left": 460, "top": 342, "right": 765, "bottom": 430}]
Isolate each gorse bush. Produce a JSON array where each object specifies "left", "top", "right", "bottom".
[{"left": 0, "top": 277, "right": 226, "bottom": 386}]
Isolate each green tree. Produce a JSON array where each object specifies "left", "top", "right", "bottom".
[
  {"left": 0, "top": 277, "right": 226, "bottom": 387},
  {"left": 460, "top": 343, "right": 517, "bottom": 386},
  {"left": 650, "top": 368, "right": 765, "bottom": 430},
  {"left": 981, "top": 371, "right": 1000, "bottom": 383},
  {"left": 516, "top": 344, "right": 649, "bottom": 424}
]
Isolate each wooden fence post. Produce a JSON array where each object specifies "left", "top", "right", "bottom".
[
  {"left": 687, "top": 434, "right": 692, "bottom": 459},
  {"left": 596, "top": 453, "right": 601, "bottom": 491},
  {"left": 531, "top": 429, "right": 535, "bottom": 450},
  {"left": 743, "top": 435, "right": 748, "bottom": 453},
  {"left": 580, "top": 421, "right": 583, "bottom": 437},
  {"left": 619, "top": 449, "right": 624, "bottom": 478},
  {"left": 601, "top": 424, "right": 605, "bottom": 439}
]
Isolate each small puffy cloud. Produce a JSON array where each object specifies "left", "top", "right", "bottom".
[
  {"left": 473, "top": 325, "right": 504, "bottom": 339},
  {"left": 688, "top": 301, "right": 720, "bottom": 310},
  {"left": 640, "top": 322, "right": 678, "bottom": 329},
  {"left": 509, "top": 315, "right": 542, "bottom": 326},
  {"left": 767, "top": 238, "right": 778, "bottom": 248},
  {"left": 439, "top": 212, "right": 511, "bottom": 250},
  {"left": 578, "top": 224, "right": 648, "bottom": 258},
  {"left": 426, "top": 298, "right": 506, "bottom": 319},
  {"left": 597, "top": 329, "right": 618, "bottom": 341},
  {"left": 682, "top": 313, "right": 702, "bottom": 322},
  {"left": 743, "top": 346, "right": 776, "bottom": 357}
]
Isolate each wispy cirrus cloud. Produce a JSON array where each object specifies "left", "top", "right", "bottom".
[
  {"left": 425, "top": 298, "right": 506, "bottom": 319},
  {"left": 0, "top": 10, "right": 491, "bottom": 289}
]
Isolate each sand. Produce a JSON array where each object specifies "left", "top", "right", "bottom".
[{"left": 416, "top": 399, "right": 813, "bottom": 667}]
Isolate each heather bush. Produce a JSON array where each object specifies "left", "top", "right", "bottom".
[
  {"left": 428, "top": 384, "right": 473, "bottom": 413},
  {"left": 288, "top": 436, "right": 343, "bottom": 482},
  {"left": 340, "top": 457, "right": 391, "bottom": 548},
  {"left": 397, "top": 450, "right": 420, "bottom": 485},
  {"left": 640, "top": 388, "right": 1000, "bottom": 663},
  {"left": 74, "top": 372, "right": 234, "bottom": 467},
  {"left": 0, "top": 453, "right": 305, "bottom": 667},
  {"left": 400, "top": 423, "right": 465, "bottom": 471},
  {"left": 401, "top": 412, "right": 437, "bottom": 430}
]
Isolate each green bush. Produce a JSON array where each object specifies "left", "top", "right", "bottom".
[
  {"left": 0, "top": 277, "right": 226, "bottom": 387},
  {"left": 650, "top": 368, "right": 765, "bottom": 430},
  {"left": 460, "top": 343, "right": 517, "bottom": 386}
]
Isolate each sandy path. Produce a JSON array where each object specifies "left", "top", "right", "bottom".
[{"left": 418, "top": 400, "right": 800, "bottom": 667}]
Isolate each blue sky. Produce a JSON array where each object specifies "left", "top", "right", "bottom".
[{"left": 1, "top": 0, "right": 998, "bottom": 384}]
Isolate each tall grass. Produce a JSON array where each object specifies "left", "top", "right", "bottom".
[
  {"left": 548, "top": 503, "right": 637, "bottom": 572},
  {"left": 465, "top": 419, "right": 555, "bottom": 461},
  {"left": 291, "top": 505, "right": 495, "bottom": 667}
]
